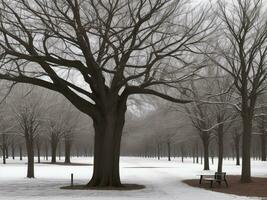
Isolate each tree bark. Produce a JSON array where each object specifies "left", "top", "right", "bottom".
[
  {"left": 64, "top": 138, "right": 71, "bottom": 164},
  {"left": 201, "top": 134, "right": 210, "bottom": 170},
  {"left": 5, "top": 145, "right": 9, "bottom": 159},
  {"left": 181, "top": 145, "right": 184, "bottom": 163},
  {"left": 241, "top": 114, "right": 252, "bottom": 183},
  {"left": 58, "top": 143, "right": 61, "bottom": 160},
  {"left": 45, "top": 143, "right": 48, "bottom": 161},
  {"left": 11, "top": 142, "right": 15, "bottom": 160},
  {"left": 195, "top": 142, "right": 199, "bottom": 164},
  {"left": 217, "top": 124, "right": 224, "bottom": 173},
  {"left": 51, "top": 142, "right": 57, "bottom": 163},
  {"left": 26, "top": 139, "right": 34, "bottom": 178},
  {"left": 261, "top": 135, "right": 266, "bottom": 161},
  {"left": 157, "top": 143, "right": 160, "bottom": 160},
  {"left": 234, "top": 133, "right": 240, "bottom": 166},
  {"left": 2, "top": 134, "right": 6, "bottom": 164},
  {"left": 167, "top": 141, "right": 171, "bottom": 161},
  {"left": 19, "top": 145, "right": 23, "bottom": 160},
  {"left": 50, "top": 136, "right": 58, "bottom": 163},
  {"left": 37, "top": 144, "right": 41, "bottom": 163},
  {"left": 87, "top": 101, "right": 127, "bottom": 187}
]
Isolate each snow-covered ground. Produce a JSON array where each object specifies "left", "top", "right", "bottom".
[{"left": 0, "top": 157, "right": 266, "bottom": 200}]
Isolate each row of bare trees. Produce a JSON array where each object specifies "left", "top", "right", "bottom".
[{"left": 0, "top": 86, "right": 90, "bottom": 178}]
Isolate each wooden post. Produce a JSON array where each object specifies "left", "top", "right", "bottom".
[{"left": 71, "top": 173, "right": 73, "bottom": 187}]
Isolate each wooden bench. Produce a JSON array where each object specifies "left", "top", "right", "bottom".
[{"left": 199, "top": 172, "right": 228, "bottom": 188}]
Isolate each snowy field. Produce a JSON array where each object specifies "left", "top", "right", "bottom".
[{"left": 0, "top": 157, "right": 266, "bottom": 200}]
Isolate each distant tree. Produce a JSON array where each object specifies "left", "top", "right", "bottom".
[
  {"left": 0, "top": 108, "right": 15, "bottom": 164},
  {"left": 12, "top": 95, "right": 43, "bottom": 178},
  {"left": 35, "top": 135, "right": 41, "bottom": 163},
  {"left": 254, "top": 94, "right": 267, "bottom": 161},
  {"left": 47, "top": 120, "right": 64, "bottom": 164},
  {"left": 184, "top": 80, "right": 215, "bottom": 170}
]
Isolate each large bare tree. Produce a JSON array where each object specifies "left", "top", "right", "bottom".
[{"left": 0, "top": 0, "right": 212, "bottom": 187}]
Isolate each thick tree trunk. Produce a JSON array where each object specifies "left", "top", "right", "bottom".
[
  {"left": 217, "top": 124, "right": 224, "bottom": 173},
  {"left": 26, "top": 140, "right": 34, "bottom": 178},
  {"left": 64, "top": 138, "right": 71, "bottom": 164},
  {"left": 51, "top": 140, "right": 58, "bottom": 163},
  {"left": 241, "top": 115, "right": 252, "bottom": 183},
  {"left": 261, "top": 135, "right": 266, "bottom": 161},
  {"left": 87, "top": 101, "right": 126, "bottom": 187},
  {"left": 201, "top": 134, "right": 210, "bottom": 170}
]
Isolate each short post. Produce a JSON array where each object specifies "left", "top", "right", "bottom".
[{"left": 71, "top": 173, "right": 73, "bottom": 187}]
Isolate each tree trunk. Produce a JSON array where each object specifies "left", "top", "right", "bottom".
[
  {"left": 167, "top": 141, "right": 171, "bottom": 161},
  {"left": 211, "top": 150, "right": 214, "bottom": 165},
  {"left": 261, "top": 135, "right": 266, "bottom": 161},
  {"left": 200, "top": 149, "right": 203, "bottom": 164},
  {"left": 234, "top": 134, "right": 240, "bottom": 166},
  {"left": 19, "top": 145, "right": 23, "bottom": 160},
  {"left": 201, "top": 134, "right": 210, "bottom": 170},
  {"left": 196, "top": 142, "right": 199, "bottom": 164},
  {"left": 11, "top": 142, "right": 15, "bottom": 160},
  {"left": 181, "top": 145, "right": 184, "bottom": 163},
  {"left": 26, "top": 140, "right": 34, "bottom": 178},
  {"left": 241, "top": 115, "right": 252, "bottom": 183},
  {"left": 157, "top": 143, "right": 160, "bottom": 160},
  {"left": 87, "top": 101, "right": 126, "bottom": 187},
  {"left": 45, "top": 143, "right": 48, "bottom": 161},
  {"left": 51, "top": 143, "right": 57, "bottom": 163},
  {"left": 58, "top": 142, "right": 61, "bottom": 160},
  {"left": 64, "top": 138, "right": 71, "bottom": 164},
  {"left": 5, "top": 146, "right": 9, "bottom": 159},
  {"left": 2, "top": 134, "right": 6, "bottom": 164},
  {"left": 51, "top": 138, "right": 58, "bottom": 163},
  {"left": 217, "top": 124, "right": 224, "bottom": 173},
  {"left": 37, "top": 144, "right": 40, "bottom": 163}
]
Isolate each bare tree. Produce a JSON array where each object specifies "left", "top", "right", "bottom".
[
  {"left": 183, "top": 80, "right": 215, "bottom": 170},
  {"left": 12, "top": 93, "right": 43, "bottom": 178},
  {"left": 208, "top": 73, "right": 237, "bottom": 173},
  {"left": 0, "top": 108, "right": 15, "bottom": 164},
  {"left": 0, "top": 0, "right": 213, "bottom": 187},
  {"left": 35, "top": 135, "right": 41, "bottom": 163},
  {"left": 47, "top": 120, "right": 64, "bottom": 164}
]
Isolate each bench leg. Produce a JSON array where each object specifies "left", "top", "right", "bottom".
[
  {"left": 210, "top": 180, "right": 213, "bottom": 188},
  {"left": 199, "top": 175, "right": 203, "bottom": 185},
  {"left": 224, "top": 180, "right": 228, "bottom": 187}
]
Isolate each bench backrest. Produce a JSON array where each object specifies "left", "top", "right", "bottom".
[{"left": 215, "top": 172, "right": 226, "bottom": 180}]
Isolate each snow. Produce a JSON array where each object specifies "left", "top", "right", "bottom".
[{"left": 0, "top": 157, "right": 265, "bottom": 200}]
